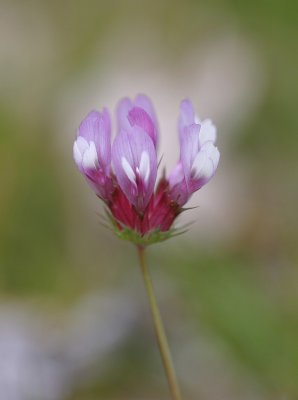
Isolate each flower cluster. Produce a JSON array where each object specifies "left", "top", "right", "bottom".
[{"left": 73, "top": 95, "right": 219, "bottom": 244}]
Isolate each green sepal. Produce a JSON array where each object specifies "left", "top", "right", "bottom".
[{"left": 102, "top": 209, "right": 187, "bottom": 246}]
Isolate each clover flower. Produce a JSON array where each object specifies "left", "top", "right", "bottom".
[
  {"left": 73, "top": 94, "right": 220, "bottom": 400},
  {"left": 73, "top": 95, "right": 219, "bottom": 245}
]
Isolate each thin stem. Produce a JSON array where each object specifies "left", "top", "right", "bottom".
[{"left": 137, "top": 246, "right": 182, "bottom": 400}]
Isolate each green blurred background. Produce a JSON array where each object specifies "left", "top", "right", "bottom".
[{"left": 1, "top": 0, "right": 298, "bottom": 399}]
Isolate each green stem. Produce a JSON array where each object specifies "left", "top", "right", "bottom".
[{"left": 137, "top": 246, "right": 182, "bottom": 400}]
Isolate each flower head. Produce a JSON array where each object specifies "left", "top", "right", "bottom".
[{"left": 73, "top": 96, "right": 219, "bottom": 245}]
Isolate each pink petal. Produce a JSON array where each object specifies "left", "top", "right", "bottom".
[
  {"left": 116, "top": 97, "right": 133, "bottom": 132},
  {"left": 112, "top": 128, "right": 157, "bottom": 210},
  {"left": 135, "top": 94, "right": 159, "bottom": 141},
  {"left": 189, "top": 142, "right": 220, "bottom": 192},
  {"left": 180, "top": 123, "right": 201, "bottom": 185},
  {"left": 168, "top": 162, "right": 189, "bottom": 206},
  {"left": 178, "top": 99, "right": 196, "bottom": 139},
  {"left": 168, "top": 162, "right": 184, "bottom": 189},
  {"left": 128, "top": 106, "right": 157, "bottom": 147},
  {"left": 95, "top": 108, "right": 111, "bottom": 172},
  {"left": 77, "top": 109, "right": 111, "bottom": 172},
  {"left": 78, "top": 110, "right": 101, "bottom": 142},
  {"left": 74, "top": 108, "right": 113, "bottom": 201}
]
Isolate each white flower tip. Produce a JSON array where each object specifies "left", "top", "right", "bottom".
[
  {"left": 74, "top": 137, "right": 99, "bottom": 171},
  {"left": 191, "top": 143, "right": 220, "bottom": 181},
  {"left": 191, "top": 153, "right": 211, "bottom": 180},
  {"left": 138, "top": 151, "right": 150, "bottom": 184},
  {"left": 199, "top": 119, "right": 217, "bottom": 145},
  {"left": 73, "top": 137, "right": 89, "bottom": 165},
  {"left": 73, "top": 140, "right": 82, "bottom": 166},
  {"left": 121, "top": 156, "right": 137, "bottom": 186},
  {"left": 212, "top": 146, "right": 220, "bottom": 168},
  {"left": 82, "top": 141, "right": 98, "bottom": 170},
  {"left": 194, "top": 114, "right": 200, "bottom": 124}
]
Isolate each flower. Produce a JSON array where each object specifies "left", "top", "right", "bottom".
[
  {"left": 168, "top": 99, "right": 220, "bottom": 205},
  {"left": 73, "top": 109, "right": 113, "bottom": 201},
  {"left": 73, "top": 95, "right": 219, "bottom": 245}
]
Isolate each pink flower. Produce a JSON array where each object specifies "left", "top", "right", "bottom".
[
  {"left": 169, "top": 99, "right": 220, "bottom": 205},
  {"left": 73, "top": 96, "right": 219, "bottom": 244},
  {"left": 73, "top": 109, "right": 113, "bottom": 200}
]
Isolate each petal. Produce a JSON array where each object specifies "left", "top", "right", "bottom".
[
  {"left": 121, "top": 156, "right": 137, "bottom": 186},
  {"left": 138, "top": 150, "right": 150, "bottom": 185},
  {"left": 73, "top": 141, "right": 82, "bottom": 166},
  {"left": 75, "top": 136, "right": 89, "bottom": 153},
  {"left": 112, "top": 128, "right": 157, "bottom": 210},
  {"left": 73, "top": 137, "right": 88, "bottom": 167},
  {"left": 189, "top": 142, "right": 220, "bottom": 191},
  {"left": 177, "top": 100, "right": 219, "bottom": 194},
  {"left": 168, "top": 162, "right": 184, "bottom": 189},
  {"left": 78, "top": 110, "right": 101, "bottom": 142},
  {"left": 82, "top": 141, "right": 98, "bottom": 170},
  {"left": 180, "top": 123, "right": 200, "bottom": 184},
  {"left": 191, "top": 152, "right": 214, "bottom": 180},
  {"left": 116, "top": 97, "right": 133, "bottom": 132},
  {"left": 178, "top": 99, "right": 196, "bottom": 139},
  {"left": 199, "top": 118, "right": 217, "bottom": 146},
  {"left": 201, "top": 141, "right": 220, "bottom": 163},
  {"left": 128, "top": 107, "right": 157, "bottom": 147},
  {"left": 135, "top": 94, "right": 159, "bottom": 141},
  {"left": 95, "top": 108, "right": 112, "bottom": 171},
  {"left": 169, "top": 179, "right": 189, "bottom": 206},
  {"left": 135, "top": 94, "right": 157, "bottom": 122},
  {"left": 77, "top": 109, "right": 111, "bottom": 172},
  {"left": 117, "top": 95, "right": 159, "bottom": 147},
  {"left": 168, "top": 162, "right": 190, "bottom": 206}
]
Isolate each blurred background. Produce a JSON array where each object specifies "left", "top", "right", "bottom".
[{"left": 0, "top": 0, "right": 298, "bottom": 399}]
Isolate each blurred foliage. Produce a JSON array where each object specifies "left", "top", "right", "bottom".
[
  {"left": 0, "top": 0, "right": 298, "bottom": 399},
  {"left": 168, "top": 248, "right": 298, "bottom": 396}
]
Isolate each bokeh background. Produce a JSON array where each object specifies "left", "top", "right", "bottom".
[{"left": 1, "top": 0, "right": 298, "bottom": 399}]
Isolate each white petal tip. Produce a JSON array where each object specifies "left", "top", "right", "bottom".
[
  {"left": 138, "top": 151, "right": 150, "bottom": 184},
  {"left": 121, "top": 156, "right": 137, "bottom": 186}
]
